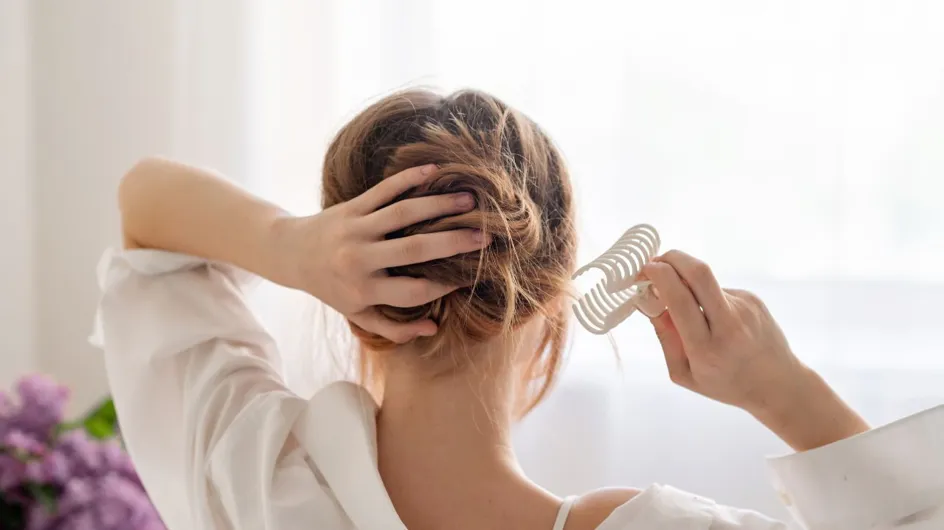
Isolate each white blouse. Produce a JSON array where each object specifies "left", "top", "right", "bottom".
[{"left": 90, "top": 249, "right": 944, "bottom": 530}]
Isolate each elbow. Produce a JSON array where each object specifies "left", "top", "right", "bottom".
[
  {"left": 118, "top": 157, "right": 166, "bottom": 249},
  {"left": 118, "top": 157, "right": 163, "bottom": 211}
]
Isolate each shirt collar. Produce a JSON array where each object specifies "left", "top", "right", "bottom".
[{"left": 294, "top": 381, "right": 407, "bottom": 530}]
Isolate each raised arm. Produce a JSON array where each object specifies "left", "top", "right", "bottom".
[
  {"left": 119, "top": 157, "right": 289, "bottom": 281},
  {"left": 117, "top": 157, "right": 489, "bottom": 343}
]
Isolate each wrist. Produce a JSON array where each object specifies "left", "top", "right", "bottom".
[
  {"left": 748, "top": 367, "right": 869, "bottom": 452},
  {"left": 261, "top": 213, "right": 304, "bottom": 289},
  {"left": 743, "top": 363, "right": 819, "bottom": 420}
]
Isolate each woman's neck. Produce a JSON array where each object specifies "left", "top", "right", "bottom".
[{"left": 376, "top": 347, "right": 559, "bottom": 530}]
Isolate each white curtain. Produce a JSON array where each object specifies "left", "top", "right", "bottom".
[{"left": 167, "top": 0, "right": 944, "bottom": 519}]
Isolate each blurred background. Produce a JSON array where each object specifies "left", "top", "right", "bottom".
[{"left": 2, "top": 0, "right": 943, "bottom": 520}]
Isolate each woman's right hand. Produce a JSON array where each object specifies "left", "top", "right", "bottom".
[
  {"left": 271, "top": 165, "right": 488, "bottom": 344},
  {"left": 642, "top": 251, "right": 869, "bottom": 451}
]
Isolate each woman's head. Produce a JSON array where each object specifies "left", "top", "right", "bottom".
[{"left": 322, "top": 89, "right": 576, "bottom": 413}]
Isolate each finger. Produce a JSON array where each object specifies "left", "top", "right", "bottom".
[
  {"left": 363, "top": 192, "right": 476, "bottom": 235},
  {"left": 650, "top": 312, "right": 693, "bottom": 387},
  {"left": 369, "top": 229, "right": 490, "bottom": 268},
  {"left": 352, "top": 164, "right": 438, "bottom": 214},
  {"left": 656, "top": 250, "right": 731, "bottom": 328},
  {"left": 370, "top": 277, "right": 458, "bottom": 308},
  {"left": 349, "top": 308, "right": 438, "bottom": 344},
  {"left": 724, "top": 288, "right": 764, "bottom": 309},
  {"left": 641, "top": 262, "right": 709, "bottom": 347}
]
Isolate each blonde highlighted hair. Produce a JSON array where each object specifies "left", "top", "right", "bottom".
[{"left": 321, "top": 89, "right": 577, "bottom": 414}]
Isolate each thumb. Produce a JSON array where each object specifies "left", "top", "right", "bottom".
[{"left": 650, "top": 312, "right": 692, "bottom": 386}]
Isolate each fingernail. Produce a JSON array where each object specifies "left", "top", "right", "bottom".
[
  {"left": 456, "top": 193, "right": 474, "bottom": 209},
  {"left": 421, "top": 164, "right": 436, "bottom": 175}
]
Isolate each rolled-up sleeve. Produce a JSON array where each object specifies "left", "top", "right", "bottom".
[
  {"left": 767, "top": 405, "right": 944, "bottom": 529},
  {"left": 90, "top": 248, "right": 309, "bottom": 529}
]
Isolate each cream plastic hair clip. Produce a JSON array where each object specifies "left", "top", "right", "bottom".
[{"left": 572, "top": 224, "right": 667, "bottom": 334}]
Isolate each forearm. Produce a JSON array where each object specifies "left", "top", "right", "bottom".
[
  {"left": 118, "top": 157, "right": 291, "bottom": 284},
  {"left": 749, "top": 367, "right": 870, "bottom": 452}
]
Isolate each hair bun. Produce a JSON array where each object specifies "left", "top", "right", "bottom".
[{"left": 321, "top": 88, "right": 576, "bottom": 411}]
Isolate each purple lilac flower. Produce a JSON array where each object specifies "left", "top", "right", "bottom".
[
  {"left": 0, "top": 453, "right": 27, "bottom": 491},
  {"left": 2, "top": 375, "right": 166, "bottom": 529},
  {"left": 0, "top": 374, "right": 69, "bottom": 443},
  {"left": 99, "top": 439, "right": 142, "bottom": 486},
  {"left": 24, "top": 430, "right": 165, "bottom": 529},
  {"left": 4, "top": 430, "right": 47, "bottom": 456},
  {"left": 61, "top": 511, "right": 97, "bottom": 530},
  {"left": 57, "top": 431, "right": 103, "bottom": 475},
  {"left": 16, "top": 375, "right": 70, "bottom": 438},
  {"left": 27, "top": 474, "right": 165, "bottom": 530},
  {"left": 24, "top": 450, "right": 70, "bottom": 485}
]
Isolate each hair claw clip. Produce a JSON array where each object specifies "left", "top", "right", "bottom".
[{"left": 572, "top": 224, "right": 666, "bottom": 334}]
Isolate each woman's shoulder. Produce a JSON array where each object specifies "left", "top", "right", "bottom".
[{"left": 563, "top": 487, "right": 641, "bottom": 530}]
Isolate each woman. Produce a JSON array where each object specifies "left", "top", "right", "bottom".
[{"left": 94, "top": 89, "right": 943, "bottom": 529}]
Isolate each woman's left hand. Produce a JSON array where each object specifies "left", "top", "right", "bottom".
[
  {"left": 272, "top": 165, "right": 488, "bottom": 343},
  {"left": 641, "top": 250, "right": 869, "bottom": 450}
]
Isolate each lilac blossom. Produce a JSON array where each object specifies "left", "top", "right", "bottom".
[
  {"left": 0, "top": 375, "right": 70, "bottom": 443},
  {"left": 1, "top": 375, "right": 165, "bottom": 530}
]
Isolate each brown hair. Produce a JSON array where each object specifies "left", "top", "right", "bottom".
[{"left": 322, "top": 89, "right": 576, "bottom": 413}]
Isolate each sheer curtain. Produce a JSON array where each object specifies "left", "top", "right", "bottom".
[{"left": 238, "top": 0, "right": 944, "bottom": 518}]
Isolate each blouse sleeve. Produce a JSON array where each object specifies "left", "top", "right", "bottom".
[
  {"left": 611, "top": 404, "right": 944, "bottom": 530},
  {"left": 90, "top": 248, "right": 312, "bottom": 529},
  {"left": 766, "top": 404, "right": 944, "bottom": 529}
]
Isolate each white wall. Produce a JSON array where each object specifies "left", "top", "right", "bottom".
[
  {"left": 31, "top": 1, "right": 183, "bottom": 409},
  {"left": 1, "top": 1, "right": 251, "bottom": 410},
  {"left": 0, "top": 0, "right": 34, "bottom": 389}
]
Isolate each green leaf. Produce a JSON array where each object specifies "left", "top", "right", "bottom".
[
  {"left": 25, "top": 484, "right": 58, "bottom": 514},
  {"left": 80, "top": 397, "right": 118, "bottom": 440}
]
